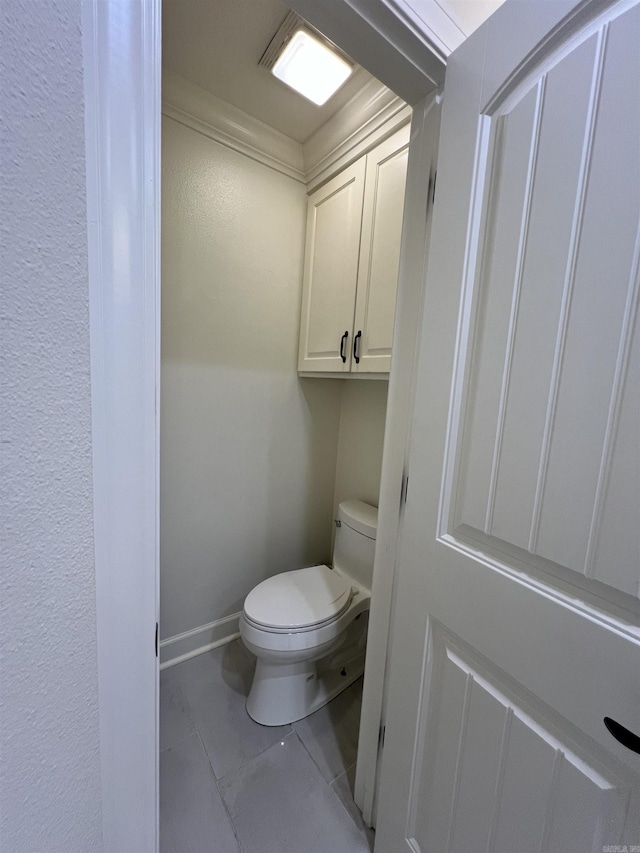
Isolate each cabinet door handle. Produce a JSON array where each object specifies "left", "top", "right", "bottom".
[
  {"left": 340, "top": 331, "right": 349, "bottom": 363},
  {"left": 354, "top": 330, "right": 362, "bottom": 364}
]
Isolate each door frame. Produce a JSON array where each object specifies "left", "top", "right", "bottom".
[
  {"left": 83, "top": 1, "right": 161, "bottom": 849},
  {"left": 354, "top": 92, "right": 442, "bottom": 825},
  {"left": 83, "top": 0, "right": 445, "bottom": 846}
]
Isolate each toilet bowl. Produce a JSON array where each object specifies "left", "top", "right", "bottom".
[{"left": 239, "top": 500, "right": 377, "bottom": 726}]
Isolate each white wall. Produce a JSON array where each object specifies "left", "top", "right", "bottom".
[
  {"left": 0, "top": 1, "right": 103, "bottom": 849},
  {"left": 161, "top": 115, "right": 343, "bottom": 640},
  {"left": 334, "top": 381, "right": 389, "bottom": 513}
]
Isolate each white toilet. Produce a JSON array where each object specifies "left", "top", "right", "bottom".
[{"left": 239, "top": 500, "right": 377, "bottom": 726}]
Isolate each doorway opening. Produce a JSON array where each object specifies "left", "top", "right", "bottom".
[{"left": 158, "top": 1, "right": 417, "bottom": 849}]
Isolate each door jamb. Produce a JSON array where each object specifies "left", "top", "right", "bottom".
[
  {"left": 355, "top": 93, "right": 442, "bottom": 825},
  {"left": 83, "top": 0, "right": 161, "bottom": 849},
  {"left": 84, "top": 0, "right": 444, "bottom": 846}
]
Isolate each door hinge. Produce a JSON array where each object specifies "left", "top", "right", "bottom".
[
  {"left": 432, "top": 170, "right": 437, "bottom": 205},
  {"left": 155, "top": 622, "right": 158, "bottom": 657},
  {"left": 401, "top": 472, "right": 409, "bottom": 505},
  {"left": 379, "top": 724, "right": 386, "bottom": 750}
]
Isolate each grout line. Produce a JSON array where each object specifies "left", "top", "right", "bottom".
[
  {"left": 328, "top": 772, "right": 370, "bottom": 838},
  {"left": 162, "top": 652, "right": 370, "bottom": 850},
  {"left": 158, "top": 674, "right": 198, "bottom": 754},
  {"left": 166, "top": 647, "right": 296, "bottom": 785},
  {"left": 330, "top": 760, "right": 357, "bottom": 788},
  {"left": 291, "top": 721, "right": 355, "bottom": 788},
  {"left": 213, "top": 773, "right": 245, "bottom": 852},
  {"left": 195, "top": 730, "right": 246, "bottom": 853},
  {"left": 158, "top": 729, "right": 199, "bottom": 756},
  {"left": 290, "top": 724, "right": 330, "bottom": 780},
  {"left": 214, "top": 729, "right": 297, "bottom": 785},
  {"left": 328, "top": 766, "right": 376, "bottom": 850}
]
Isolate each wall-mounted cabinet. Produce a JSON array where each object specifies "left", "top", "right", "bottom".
[{"left": 298, "top": 124, "right": 410, "bottom": 376}]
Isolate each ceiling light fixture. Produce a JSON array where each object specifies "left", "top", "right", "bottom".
[{"left": 259, "top": 13, "right": 354, "bottom": 107}]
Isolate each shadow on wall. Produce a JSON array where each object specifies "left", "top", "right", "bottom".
[
  {"left": 263, "top": 377, "right": 344, "bottom": 581},
  {"left": 160, "top": 366, "right": 344, "bottom": 638}
]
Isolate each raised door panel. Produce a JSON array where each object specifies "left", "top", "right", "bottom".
[
  {"left": 298, "top": 159, "right": 365, "bottom": 372},
  {"left": 353, "top": 125, "right": 410, "bottom": 373},
  {"left": 406, "top": 622, "right": 636, "bottom": 853},
  {"left": 451, "top": 3, "right": 640, "bottom": 599}
]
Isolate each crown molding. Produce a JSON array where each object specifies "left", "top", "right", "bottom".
[
  {"left": 162, "top": 70, "right": 305, "bottom": 183},
  {"left": 303, "top": 80, "right": 411, "bottom": 191},
  {"left": 163, "top": 70, "right": 413, "bottom": 193}
]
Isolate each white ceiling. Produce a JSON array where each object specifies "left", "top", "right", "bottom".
[
  {"left": 162, "top": 0, "right": 377, "bottom": 143},
  {"left": 162, "top": 0, "right": 505, "bottom": 144}
]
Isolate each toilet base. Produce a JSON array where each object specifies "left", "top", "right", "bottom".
[{"left": 245, "top": 613, "right": 368, "bottom": 726}]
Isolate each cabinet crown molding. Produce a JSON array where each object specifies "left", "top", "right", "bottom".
[{"left": 303, "top": 79, "right": 409, "bottom": 190}]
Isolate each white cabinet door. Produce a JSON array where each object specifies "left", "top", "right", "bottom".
[
  {"left": 298, "top": 158, "right": 365, "bottom": 372},
  {"left": 353, "top": 126, "right": 410, "bottom": 373},
  {"left": 375, "top": 0, "right": 640, "bottom": 850}
]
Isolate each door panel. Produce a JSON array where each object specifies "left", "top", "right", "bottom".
[
  {"left": 297, "top": 159, "right": 365, "bottom": 372},
  {"left": 534, "top": 5, "right": 640, "bottom": 583},
  {"left": 593, "top": 322, "right": 639, "bottom": 592},
  {"left": 375, "top": 1, "right": 640, "bottom": 850},
  {"left": 453, "top": 2, "right": 640, "bottom": 596},
  {"left": 407, "top": 622, "right": 634, "bottom": 853},
  {"left": 353, "top": 126, "right": 410, "bottom": 372}
]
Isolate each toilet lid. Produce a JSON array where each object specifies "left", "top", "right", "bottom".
[{"left": 243, "top": 565, "right": 351, "bottom": 630}]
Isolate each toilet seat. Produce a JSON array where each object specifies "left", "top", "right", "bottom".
[
  {"left": 240, "top": 584, "right": 370, "bottom": 656},
  {"left": 242, "top": 608, "right": 350, "bottom": 635},
  {"left": 243, "top": 565, "right": 352, "bottom": 632}
]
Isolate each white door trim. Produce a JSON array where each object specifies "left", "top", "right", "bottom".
[
  {"left": 83, "top": 0, "right": 443, "bottom": 847},
  {"left": 354, "top": 93, "right": 442, "bottom": 825},
  {"left": 83, "top": 0, "right": 161, "bottom": 849}
]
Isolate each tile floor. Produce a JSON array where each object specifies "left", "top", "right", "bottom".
[{"left": 160, "top": 639, "right": 375, "bottom": 853}]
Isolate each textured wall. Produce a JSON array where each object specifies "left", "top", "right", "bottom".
[
  {"left": 161, "top": 115, "right": 343, "bottom": 639},
  {"left": 0, "top": 1, "right": 103, "bottom": 850}
]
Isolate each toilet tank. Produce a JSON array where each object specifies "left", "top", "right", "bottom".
[{"left": 332, "top": 500, "right": 378, "bottom": 591}]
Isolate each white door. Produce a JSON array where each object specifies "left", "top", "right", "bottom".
[{"left": 375, "top": 0, "right": 640, "bottom": 850}]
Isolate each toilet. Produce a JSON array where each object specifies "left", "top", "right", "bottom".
[{"left": 239, "top": 500, "right": 377, "bottom": 726}]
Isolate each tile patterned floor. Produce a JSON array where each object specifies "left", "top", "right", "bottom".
[{"left": 160, "top": 639, "right": 375, "bottom": 853}]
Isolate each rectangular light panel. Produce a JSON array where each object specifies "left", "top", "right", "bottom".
[{"left": 272, "top": 29, "right": 353, "bottom": 106}]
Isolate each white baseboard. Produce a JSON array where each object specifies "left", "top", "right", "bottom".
[{"left": 159, "top": 612, "right": 241, "bottom": 670}]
